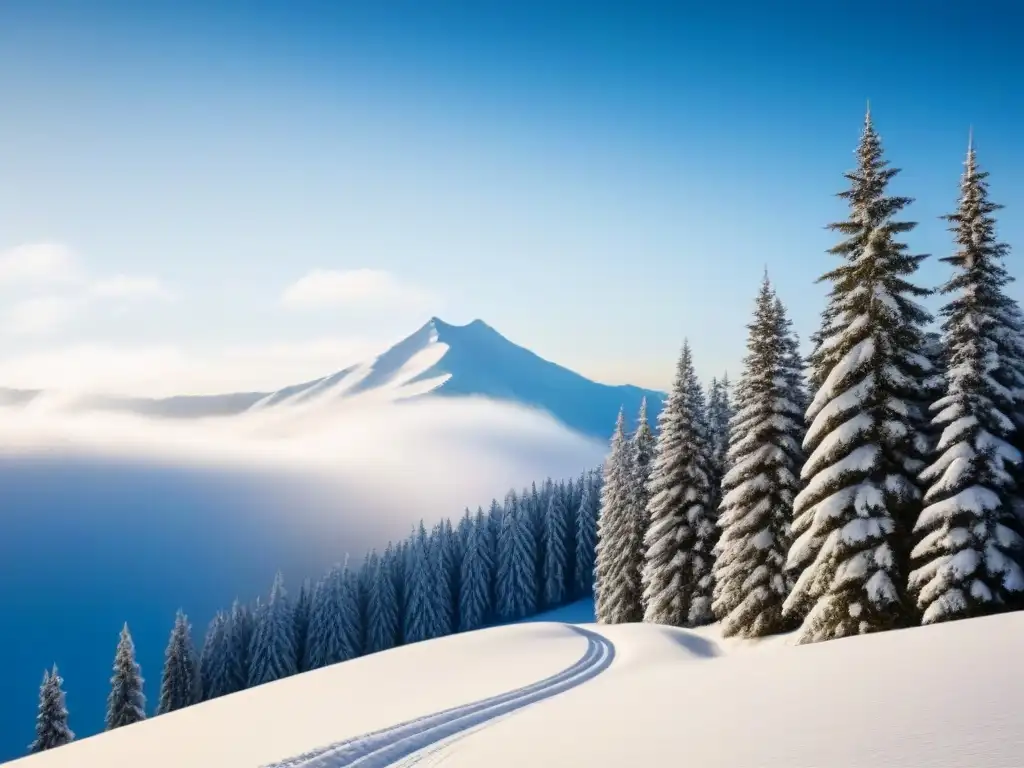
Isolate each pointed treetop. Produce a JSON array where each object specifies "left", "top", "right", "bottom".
[
  {"left": 865, "top": 98, "right": 871, "bottom": 123},
  {"left": 638, "top": 396, "right": 648, "bottom": 422}
]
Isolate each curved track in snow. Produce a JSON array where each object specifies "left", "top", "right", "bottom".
[{"left": 264, "top": 626, "right": 615, "bottom": 768}]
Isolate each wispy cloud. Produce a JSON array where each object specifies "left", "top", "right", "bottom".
[
  {"left": 4, "top": 297, "right": 82, "bottom": 336},
  {"left": 0, "top": 337, "right": 385, "bottom": 397},
  {"left": 0, "top": 243, "right": 84, "bottom": 287},
  {"left": 0, "top": 243, "right": 172, "bottom": 335},
  {"left": 281, "top": 268, "right": 435, "bottom": 311}
]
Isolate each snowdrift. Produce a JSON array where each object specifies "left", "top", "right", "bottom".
[{"left": 9, "top": 607, "right": 1024, "bottom": 767}]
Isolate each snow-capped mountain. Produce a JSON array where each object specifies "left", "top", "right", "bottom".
[{"left": 0, "top": 318, "right": 664, "bottom": 440}]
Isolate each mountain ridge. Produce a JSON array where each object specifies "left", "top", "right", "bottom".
[{"left": 0, "top": 317, "right": 665, "bottom": 440}]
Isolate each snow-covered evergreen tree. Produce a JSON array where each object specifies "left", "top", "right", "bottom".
[
  {"left": 157, "top": 610, "right": 200, "bottom": 714},
  {"left": 304, "top": 564, "right": 362, "bottom": 668},
  {"left": 365, "top": 550, "right": 401, "bottom": 654},
  {"left": 106, "top": 623, "right": 146, "bottom": 730},
  {"left": 629, "top": 398, "right": 656, "bottom": 587},
  {"left": 496, "top": 489, "right": 539, "bottom": 620},
  {"left": 641, "top": 341, "right": 717, "bottom": 627},
  {"left": 543, "top": 487, "right": 570, "bottom": 608},
  {"left": 29, "top": 666, "right": 73, "bottom": 753},
  {"left": 430, "top": 522, "right": 456, "bottom": 636},
  {"left": 574, "top": 469, "right": 600, "bottom": 597},
  {"left": 712, "top": 278, "right": 806, "bottom": 637},
  {"left": 222, "top": 600, "right": 253, "bottom": 696},
  {"left": 594, "top": 408, "right": 643, "bottom": 623},
  {"left": 404, "top": 522, "right": 442, "bottom": 644},
  {"left": 459, "top": 508, "right": 494, "bottom": 631},
  {"left": 786, "top": 108, "right": 933, "bottom": 641},
  {"left": 199, "top": 611, "right": 229, "bottom": 700},
  {"left": 707, "top": 375, "right": 734, "bottom": 513},
  {"left": 248, "top": 572, "right": 298, "bottom": 686},
  {"left": 909, "top": 138, "right": 1024, "bottom": 624},
  {"left": 293, "top": 578, "right": 313, "bottom": 671}
]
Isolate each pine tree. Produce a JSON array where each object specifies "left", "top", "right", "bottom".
[
  {"left": 641, "top": 341, "right": 717, "bottom": 627},
  {"left": 543, "top": 488, "right": 570, "bottom": 608},
  {"left": 594, "top": 408, "right": 643, "bottom": 623},
  {"left": 459, "top": 508, "right": 494, "bottom": 631},
  {"left": 222, "top": 600, "right": 253, "bottom": 695},
  {"left": 785, "top": 108, "right": 933, "bottom": 642},
  {"left": 106, "top": 623, "right": 146, "bottom": 730},
  {"left": 713, "top": 278, "right": 806, "bottom": 637},
  {"left": 629, "top": 398, "right": 656, "bottom": 566},
  {"left": 909, "top": 137, "right": 1024, "bottom": 623},
  {"left": 199, "top": 611, "right": 229, "bottom": 700},
  {"left": 365, "top": 549, "right": 401, "bottom": 654},
  {"left": 293, "top": 578, "right": 313, "bottom": 671},
  {"left": 305, "top": 564, "right": 362, "bottom": 668},
  {"left": 157, "top": 610, "right": 200, "bottom": 714},
  {"left": 707, "top": 376, "right": 735, "bottom": 513},
  {"left": 248, "top": 572, "right": 298, "bottom": 686},
  {"left": 496, "top": 489, "right": 539, "bottom": 620},
  {"left": 430, "top": 522, "right": 456, "bottom": 636},
  {"left": 29, "top": 666, "right": 73, "bottom": 753},
  {"left": 404, "top": 522, "right": 441, "bottom": 644},
  {"left": 574, "top": 470, "right": 600, "bottom": 597}
]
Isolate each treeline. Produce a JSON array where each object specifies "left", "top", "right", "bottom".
[
  {"left": 28, "top": 469, "right": 603, "bottom": 753},
  {"left": 593, "top": 109, "right": 1024, "bottom": 644}
]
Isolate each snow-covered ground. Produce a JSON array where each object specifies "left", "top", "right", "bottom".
[{"left": 10, "top": 604, "right": 1024, "bottom": 767}]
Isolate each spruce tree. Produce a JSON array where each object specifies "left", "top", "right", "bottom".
[
  {"left": 785, "top": 108, "right": 933, "bottom": 641},
  {"left": 909, "top": 138, "right": 1024, "bottom": 623},
  {"left": 365, "top": 549, "right": 401, "bottom": 654},
  {"left": 459, "top": 508, "right": 494, "bottom": 631},
  {"left": 594, "top": 408, "right": 643, "bottom": 623},
  {"left": 222, "top": 600, "right": 253, "bottom": 695},
  {"left": 430, "top": 522, "right": 456, "bottom": 636},
  {"left": 707, "top": 375, "right": 735, "bottom": 513},
  {"left": 199, "top": 611, "right": 229, "bottom": 700},
  {"left": 713, "top": 278, "right": 806, "bottom": 637},
  {"left": 293, "top": 578, "right": 313, "bottom": 671},
  {"left": 543, "top": 488, "right": 570, "bottom": 608},
  {"left": 106, "top": 623, "right": 146, "bottom": 730},
  {"left": 404, "top": 522, "right": 441, "bottom": 644},
  {"left": 29, "top": 666, "right": 73, "bottom": 753},
  {"left": 496, "top": 489, "right": 539, "bottom": 620},
  {"left": 305, "top": 564, "right": 362, "bottom": 668},
  {"left": 641, "top": 341, "right": 717, "bottom": 627},
  {"left": 574, "top": 469, "right": 600, "bottom": 598},
  {"left": 248, "top": 572, "right": 298, "bottom": 686},
  {"left": 158, "top": 610, "right": 200, "bottom": 714},
  {"left": 629, "top": 398, "right": 656, "bottom": 570}
]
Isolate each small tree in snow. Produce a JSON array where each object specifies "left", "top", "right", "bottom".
[
  {"left": 305, "top": 564, "right": 362, "bottom": 668},
  {"left": 293, "top": 578, "right": 313, "bottom": 672},
  {"left": 199, "top": 611, "right": 229, "bottom": 700},
  {"left": 909, "top": 138, "right": 1024, "bottom": 623},
  {"left": 106, "top": 623, "right": 146, "bottom": 730},
  {"left": 713, "top": 278, "right": 806, "bottom": 637},
  {"left": 574, "top": 470, "right": 601, "bottom": 598},
  {"left": 248, "top": 572, "right": 298, "bottom": 686},
  {"left": 543, "top": 488, "right": 570, "bottom": 608},
  {"left": 29, "top": 666, "right": 73, "bottom": 753},
  {"left": 365, "top": 548, "right": 401, "bottom": 653},
  {"left": 223, "top": 600, "right": 253, "bottom": 696},
  {"left": 707, "top": 376, "right": 734, "bottom": 512},
  {"left": 641, "top": 341, "right": 716, "bottom": 627},
  {"left": 496, "top": 489, "right": 539, "bottom": 620},
  {"left": 459, "top": 509, "right": 494, "bottom": 631},
  {"left": 594, "top": 408, "right": 643, "bottom": 623},
  {"left": 157, "top": 610, "right": 200, "bottom": 714},
  {"left": 404, "top": 522, "right": 442, "bottom": 644}
]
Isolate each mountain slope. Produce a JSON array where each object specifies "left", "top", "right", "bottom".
[
  {"left": 1, "top": 318, "right": 663, "bottom": 440},
  {"left": 11, "top": 607, "right": 1023, "bottom": 767}
]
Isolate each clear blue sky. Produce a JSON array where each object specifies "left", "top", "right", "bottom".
[{"left": 0, "top": 0, "right": 1021, "bottom": 394}]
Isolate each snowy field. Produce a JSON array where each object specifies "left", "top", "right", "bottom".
[{"left": 9, "top": 600, "right": 1024, "bottom": 767}]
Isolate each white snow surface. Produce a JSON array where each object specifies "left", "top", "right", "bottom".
[{"left": 11, "top": 602, "right": 1024, "bottom": 768}]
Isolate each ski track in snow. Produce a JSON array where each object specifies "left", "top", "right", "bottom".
[{"left": 263, "top": 626, "right": 615, "bottom": 768}]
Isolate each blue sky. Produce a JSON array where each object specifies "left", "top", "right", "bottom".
[{"left": 0, "top": 1, "right": 1021, "bottom": 393}]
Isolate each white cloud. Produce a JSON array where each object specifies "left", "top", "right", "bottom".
[
  {"left": 0, "top": 243, "right": 84, "bottom": 287},
  {"left": 4, "top": 296, "right": 82, "bottom": 336},
  {"left": 89, "top": 275, "right": 172, "bottom": 301},
  {"left": 281, "top": 268, "right": 435, "bottom": 311},
  {"left": 0, "top": 243, "right": 172, "bottom": 335},
  {"left": 0, "top": 337, "right": 385, "bottom": 397}
]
